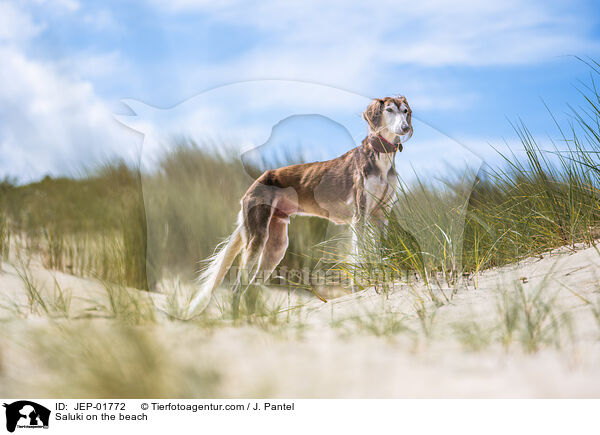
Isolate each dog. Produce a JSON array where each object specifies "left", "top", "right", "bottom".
[{"left": 189, "top": 96, "right": 413, "bottom": 316}]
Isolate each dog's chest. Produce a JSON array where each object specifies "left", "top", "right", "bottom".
[
  {"left": 365, "top": 153, "right": 395, "bottom": 184},
  {"left": 363, "top": 153, "right": 396, "bottom": 204},
  {"left": 372, "top": 153, "right": 394, "bottom": 178}
]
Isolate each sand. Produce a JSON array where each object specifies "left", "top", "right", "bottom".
[{"left": 1, "top": 244, "right": 599, "bottom": 398}]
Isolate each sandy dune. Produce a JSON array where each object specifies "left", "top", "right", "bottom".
[{"left": 1, "top": 245, "right": 599, "bottom": 398}]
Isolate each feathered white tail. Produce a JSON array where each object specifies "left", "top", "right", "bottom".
[{"left": 187, "top": 222, "right": 243, "bottom": 316}]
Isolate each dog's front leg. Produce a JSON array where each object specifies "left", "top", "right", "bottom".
[
  {"left": 350, "top": 208, "right": 367, "bottom": 293},
  {"left": 371, "top": 208, "right": 392, "bottom": 243},
  {"left": 352, "top": 213, "right": 367, "bottom": 255}
]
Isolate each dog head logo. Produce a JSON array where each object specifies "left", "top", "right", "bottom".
[
  {"left": 115, "top": 80, "right": 483, "bottom": 310},
  {"left": 3, "top": 401, "right": 50, "bottom": 433}
]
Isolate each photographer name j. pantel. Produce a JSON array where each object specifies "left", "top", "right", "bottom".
[{"left": 253, "top": 403, "right": 295, "bottom": 411}]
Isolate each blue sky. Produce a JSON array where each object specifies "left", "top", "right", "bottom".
[{"left": 2, "top": 0, "right": 600, "bottom": 182}]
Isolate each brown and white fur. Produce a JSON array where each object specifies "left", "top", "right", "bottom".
[{"left": 189, "top": 96, "right": 413, "bottom": 316}]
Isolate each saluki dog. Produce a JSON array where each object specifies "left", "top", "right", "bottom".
[{"left": 189, "top": 96, "right": 413, "bottom": 316}]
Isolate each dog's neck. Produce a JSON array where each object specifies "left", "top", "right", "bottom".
[{"left": 366, "top": 131, "right": 402, "bottom": 154}]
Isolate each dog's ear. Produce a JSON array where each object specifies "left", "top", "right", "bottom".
[{"left": 363, "top": 99, "right": 384, "bottom": 131}]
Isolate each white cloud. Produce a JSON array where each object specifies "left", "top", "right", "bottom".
[
  {"left": 149, "top": 0, "right": 600, "bottom": 68},
  {"left": 0, "top": 45, "right": 138, "bottom": 181},
  {"left": 58, "top": 51, "right": 129, "bottom": 80},
  {"left": 0, "top": 2, "right": 44, "bottom": 43},
  {"left": 0, "top": 2, "right": 136, "bottom": 181},
  {"left": 147, "top": 0, "right": 599, "bottom": 120},
  {"left": 0, "top": 2, "right": 139, "bottom": 181},
  {"left": 29, "top": 0, "right": 81, "bottom": 13},
  {"left": 82, "top": 9, "right": 119, "bottom": 31},
  {"left": 53, "top": 0, "right": 80, "bottom": 12}
]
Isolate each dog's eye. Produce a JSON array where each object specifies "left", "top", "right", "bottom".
[
  {"left": 385, "top": 108, "right": 394, "bottom": 112},
  {"left": 402, "top": 108, "right": 408, "bottom": 114}
]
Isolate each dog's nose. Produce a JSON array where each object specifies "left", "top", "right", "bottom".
[{"left": 401, "top": 124, "right": 410, "bottom": 133}]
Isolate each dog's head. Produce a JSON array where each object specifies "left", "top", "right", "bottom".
[{"left": 363, "top": 96, "right": 413, "bottom": 146}]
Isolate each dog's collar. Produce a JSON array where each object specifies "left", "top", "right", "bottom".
[{"left": 369, "top": 134, "right": 402, "bottom": 153}]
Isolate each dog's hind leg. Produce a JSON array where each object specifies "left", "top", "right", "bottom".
[
  {"left": 233, "top": 205, "right": 290, "bottom": 317},
  {"left": 233, "top": 203, "right": 271, "bottom": 318},
  {"left": 258, "top": 215, "right": 289, "bottom": 282},
  {"left": 242, "top": 216, "right": 289, "bottom": 316}
]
